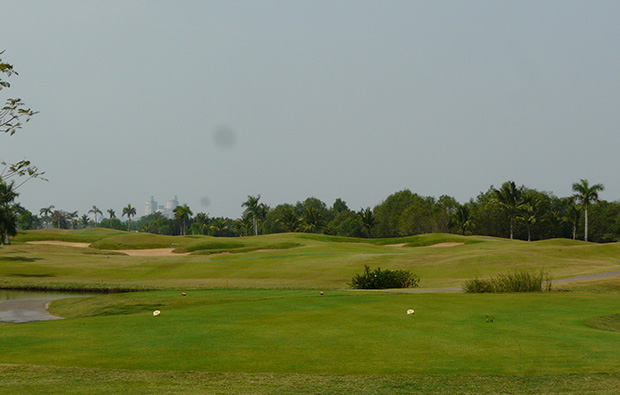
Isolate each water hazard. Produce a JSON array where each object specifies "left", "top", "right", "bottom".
[{"left": 0, "top": 290, "right": 84, "bottom": 323}]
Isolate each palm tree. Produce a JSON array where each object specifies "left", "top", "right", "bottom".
[
  {"left": 210, "top": 217, "right": 229, "bottom": 237},
  {"left": 277, "top": 206, "right": 300, "bottom": 232},
  {"left": 190, "top": 212, "right": 209, "bottom": 235},
  {"left": 572, "top": 179, "right": 604, "bottom": 242},
  {"left": 517, "top": 195, "right": 540, "bottom": 242},
  {"left": 493, "top": 181, "right": 524, "bottom": 239},
  {"left": 80, "top": 214, "right": 90, "bottom": 228},
  {"left": 451, "top": 204, "right": 473, "bottom": 235},
  {"left": 563, "top": 200, "right": 581, "bottom": 240},
  {"left": 107, "top": 208, "right": 116, "bottom": 221},
  {"left": 51, "top": 210, "right": 66, "bottom": 229},
  {"left": 358, "top": 207, "right": 375, "bottom": 238},
  {"left": 242, "top": 195, "right": 261, "bottom": 236},
  {"left": 122, "top": 204, "right": 137, "bottom": 231},
  {"left": 173, "top": 204, "right": 193, "bottom": 236},
  {"left": 300, "top": 207, "right": 325, "bottom": 233},
  {"left": 88, "top": 205, "right": 102, "bottom": 227},
  {"left": 39, "top": 205, "right": 54, "bottom": 229},
  {"left": 68, "top": 211, "right": 78, "bottom": 229}
]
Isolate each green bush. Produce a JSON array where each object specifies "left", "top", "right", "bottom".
[
  {"left": 349, "top": 265, "right": 419, "bottom": 289},
  {"left": 463, "top": 270, "right": 551, "bottom": 293}
]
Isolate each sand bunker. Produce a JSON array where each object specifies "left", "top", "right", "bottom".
[
  {"left": 27, "top": 241, "right": 91, "bottom": 248},
  {"left": 116, "top": 248, "right": 190, "bottom": 257},
  {"left": 424, "top": 242, "right": 464, "bottom": 248},
  {"left": 384, "top": 242, "right": 464, "bottom": 248},
  {"left": 27, "top": 241, "right": 189, "bottom": 257}
]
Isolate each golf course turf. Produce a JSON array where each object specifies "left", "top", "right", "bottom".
[{"left": 1, "top": 230, "right": 620, "bottom": 393}]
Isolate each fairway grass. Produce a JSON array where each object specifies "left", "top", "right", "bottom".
[
  {"left": 1, "top": 290, "right": 619, "bottom": 376},
  {"left": 4, "top": 231, "right": 620, "bottom": 290}
]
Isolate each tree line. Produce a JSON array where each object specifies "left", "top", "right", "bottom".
[{"left": 5, "top": 178, "right": 617, "bottom": 244}]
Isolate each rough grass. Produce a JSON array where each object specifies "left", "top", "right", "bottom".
[
  {"left": 1, "top": 365, "right": 620, "bottom": 395},
  {"left": 463, "top": 270, "right": 552, "bottom": 293}
]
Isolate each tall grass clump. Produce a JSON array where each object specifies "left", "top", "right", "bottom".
[
  {"left": 349, "top": 265, "right": 419, "bottom": 289},
  {"left": 463, "top": 270, "right": 551, "bottom": 293}
]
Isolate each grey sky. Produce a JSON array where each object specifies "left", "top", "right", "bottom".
[{"left": 2, "top": 1, "right": 620, "bottom": 219}]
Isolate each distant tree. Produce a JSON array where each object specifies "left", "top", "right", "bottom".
[
  {"left": 572, "top": 179, "right": 604, "bottom": 242},
  {"left": 358, "top": 207, "right": 375, "bottom": 238},
  {"left": 39, "top": 205, "right": 54, "bottom": 229},
  {"left": 80, "top": 214, "right": 90, "bottom": 228},
  {"left": 190, "top": 212, "right": 209, "bottom": 235},
  {"left": 67, "top": 211, "right": 78, "bottom": 229},
  {"left": 242, "top": 195, "right": 261, "bottom": 236},
  {"left": 107, "top": 209, "right": 116, "bottom": 226},
  {"left": 517, "top": 194, "right": 541, "bottom": 242},
  {"left": 451, "top": 204, "right": 473, "bottom": 235},
  {"left": 300, "top": 207, "right": 325, "bottom": 233},
  {"left": 210, "top": 217, "right": 229, "bottom": 237},
  {"left": 332, "top": 198, "right": 349, "bottom": 214},
  {"left": 493, "top": 181, "right": 524, "bottom": 240},
  {"left": 123, "top": 204, "right": 137, "bottom": 231},
  {"left": 17, "top": 205, "right": 37, "bottom": 230},
  {"left": 89, "top": 205, "right": 102, "bottom": 227},
  {"left": 173, "top": 204, "right": 193, "bottom": 236},
  {"left": 276, "top": 205, "right": 300, "bottom": 233},
  {"left": 51, "top": 209, "right": 67, "bottom": 229}
]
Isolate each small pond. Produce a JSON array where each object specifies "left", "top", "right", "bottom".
[{"left": 0, "top": 290, "right": 87, "bottom": 324}]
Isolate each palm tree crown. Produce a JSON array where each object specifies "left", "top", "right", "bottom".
[
  {"left": 122, "top": 204, "right": 137, "bottom": 231},
  {"left": 572, "top": 179, "right": 604, "bottom": 242}
]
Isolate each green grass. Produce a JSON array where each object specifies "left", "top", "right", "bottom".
[
  {"left": 4, "top": 231, "right": 620, "bottom": 290},
  {"left": 3, "top": 231, "right": 620, "bottom": 393},
  {"left": 0, "top": 290, "right": 618, "bottom": 376}
]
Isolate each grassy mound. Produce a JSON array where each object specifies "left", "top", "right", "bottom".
[
  {"left": 13, "top": 228, "right": 126, "bottom": 244},
  {"left": 585, "top": 313, "right": 620, "bottom": 332}
]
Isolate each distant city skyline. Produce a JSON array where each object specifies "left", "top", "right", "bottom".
[{"left": 145, "top": 196, "right": 180, "bottom": 219}]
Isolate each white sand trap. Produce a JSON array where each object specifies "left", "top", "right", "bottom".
[
  {"left": 27, "top": 241, "right": 91, "bottom": 248},
  {"left": 116, "top": 248, "right": 190, "bottom": 257},
  {"left": 27, "top": 241, "right": 189, "bottom": 257},
  {"left": 424, "top": 242, "right": 464, "bottom": 248},
  {"left": 385, "top": 243, "right": 407, "bottom": 247}
]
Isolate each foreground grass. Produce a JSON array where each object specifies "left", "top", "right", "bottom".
[
  {"left": 2, "top": 365, "right": 619, "bottom": 395},
  {"left": 1, "top": 290, "right": 619, "bottom": 376}
]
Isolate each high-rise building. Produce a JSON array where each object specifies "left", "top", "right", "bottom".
[{"left": 145, "top": 196, "right": 179, "bottom": 219}]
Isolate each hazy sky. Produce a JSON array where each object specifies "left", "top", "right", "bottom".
[{"left": 2, "top": 1, "right": 620, "bottom": 219}]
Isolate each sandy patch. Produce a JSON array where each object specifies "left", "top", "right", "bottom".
[
  {"left": 115, "top": 248, "right": 190, "bottom": 257},
  {"left": 385, "top": 243, "right": 407, "bottom": 247},
  {"left": 423, "top": 242, "right": 464, "bottom": 248},
  {"left": 254, "top": 249, "right": 276, "bottom": 253},
  {"left": 27, "top": 241, "right": 91, "bottom": 248}
]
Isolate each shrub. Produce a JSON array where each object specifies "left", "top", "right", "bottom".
[
  {"left": 463, "top": 270, "right": 551, "bottom": 293},
  {"left": 349, "top": 265, "right": 419, "bottom": 289}
]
